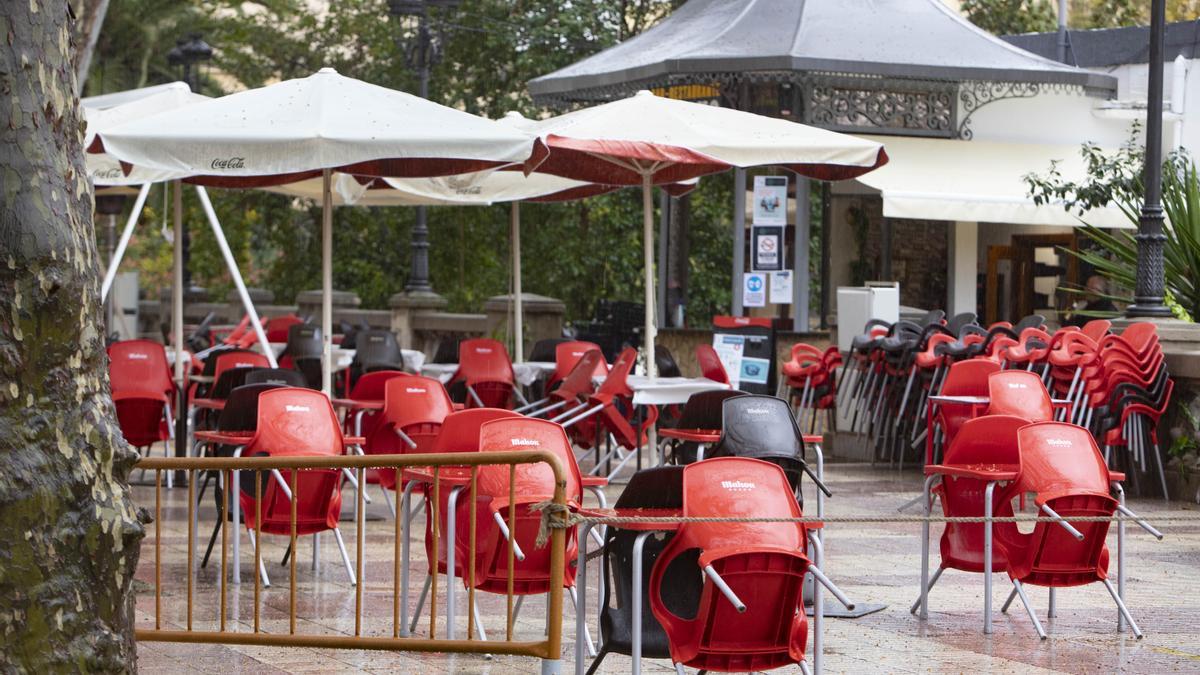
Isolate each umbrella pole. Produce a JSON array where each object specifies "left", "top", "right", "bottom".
[
  {"left": 512, "top": 201, "right": 524, "bottom": 363},
  {"left": 642, "top": 174, "right": 656, "bottom": 379},
  {"left": 321, "top": 168, "right": 333, "bottom": 396},
  {"left": 194, "top": 186, "right": 277, "bottom": 368},
  {"left": 100, "top": 182, "right": 151, "bottom": 302},
  {"left": 172, "top": 180, "right": 185, "bottom": 479}
]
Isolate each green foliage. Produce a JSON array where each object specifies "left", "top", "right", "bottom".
[
  {"left": 1025, "top": 132, "right": 1200, "bottom": 322},
  {"left": 961, "top": 0, "right": 1057, "bottom": 35}
]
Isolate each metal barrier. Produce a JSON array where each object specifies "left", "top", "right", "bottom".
[{"left": 134, "top": 451, "right": 569, "bottom": 673}]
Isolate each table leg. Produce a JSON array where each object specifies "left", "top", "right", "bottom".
[
  {"left": 399, "top": 480, "right": 417, "bottom": 637},
  {"left": 574, "top": 523, "right": 592, "bottom": 675},
  {"left": 984, "top": 481, "right": 995, "bottom": 634},
  {"left": 631, "top": 531, "right": 653, "bottom": 675}
]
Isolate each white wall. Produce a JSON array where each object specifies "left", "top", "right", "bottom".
[{"left": 947, "top": 221, "right": 978, "bottom": 316}]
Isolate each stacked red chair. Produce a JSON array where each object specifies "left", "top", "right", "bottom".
[
  {"left": 362, "top": 376, "right": 453, "bottom": 498},
  {"left": 555, "top": 347, "right": 657, "bottom": 479},
  {"left": 428, "top": 417, "right": 595, "bottom": 644},
  {"left": 993, "top": 422, "right": 1143, "bottom": 639},
  {"left": 534, "top": 351, "right": 607, "bottom": 445},
  {"left": 914, "top": 414, "right": 1025, "bottom": 623},
  {"left": 649, "top": 457, "right": 842, "bottom": 673},
  {"left": 695, "top": 343, "right": 730, "bottom": 385},
  {"left": 925, "top": 359, "right": 1001, "bottom": 464},
  {"left": 782, "top": 343, "right": 840, "bottom": 435},
  {"left": 451, "top": 338, "right": 518, "bottom": 409},
  {"left": 236, "top": 387, "right": 357, "bottom": 585},
  {"left": 107, "top": 339, "right": 176, "bottom": 454}
]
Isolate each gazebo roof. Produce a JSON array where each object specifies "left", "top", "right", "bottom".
[{"left": 529, "top": 0, "right": 1117, "bottom": 103}]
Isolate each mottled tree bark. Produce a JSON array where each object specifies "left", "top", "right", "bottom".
[{"left": 0, "top": 2, "right": 144, "bottom": 672}]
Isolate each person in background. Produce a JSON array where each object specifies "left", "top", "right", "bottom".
[{"left": 1065, "top": 274, "right": 1117, "bottom": 327}]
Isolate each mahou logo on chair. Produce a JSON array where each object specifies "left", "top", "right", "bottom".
[
  {"left": 720, "top": 480, "right": 755, "bottom": 491},
  {"left": 509, "top": 437, "right": 540, "bottom": 447}
]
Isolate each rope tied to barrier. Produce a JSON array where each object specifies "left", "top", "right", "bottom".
[{"left": 527, "top": 503, "right": 1200, "bottom": 550}]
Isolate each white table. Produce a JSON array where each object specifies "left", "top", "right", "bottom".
[
  {"left": 597, "top": 375, "right": 731, "bottom": 406},
  {"left": 267, "top": 342, "right": 423, "bottom": 373},
  {"left": 164, "top": 348, "right": 191, "bottom": 368},
  {"left": 418, "top": 361, "right": 554, "bottom": 386}
]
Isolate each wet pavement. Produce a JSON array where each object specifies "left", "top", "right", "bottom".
[{"left": 132, "top": 460, "right": 1200, "bottom": 674}]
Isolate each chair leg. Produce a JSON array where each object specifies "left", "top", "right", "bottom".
[
  {"left": 1000, "top": 585, "right": 1018, "bottom": 613},
  {"left": 908, "top": 565, "right": 945, "bottom": 614},
  {"left": 245, "top": 529, "right": 272, "bottom": 587},
  {"left": 512, "top": 594, "right": 525, "bottom": 622},
  {"left": 583, "top": 648, "right": 609, "bottom": 675},
  {"left": 1101, "top": 577, "right": 1143, "bottom": 638},
  {"left": 799, "top": 661, "right": 812, "bottom": 675},
  {"left": 674, "top": 664, "right": 686, "bottom": 675},
  {"left": 568, "top": 586, "right": 596, "bottom": 657},
  {"left": 331, "top": 527, "right": 357, "bottom": 586},
  {"left": 1011, "top": 580, "right": 1047, "bottom": 640},
  {"left": 1152, "top": 435, "right": 1170, "bottom": 502},
  {"left": 200, "top": 515, "right": 222, "bottom": 569},
  {"left": 470, "top": 598, "right": 489, "bottom": 641},
  {"left": 1048, "top": 587, "right": 1056, "bottom": 618},
  {"left": 379, "top": 485, "right": 397, "bottom": 517},
  {"left": 410, "top": 575, "right": 433, "bottom": 634}
]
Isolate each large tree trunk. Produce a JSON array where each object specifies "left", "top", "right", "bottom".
[{"left": 0, "top": 2, "right": 144, "bottom": 671}]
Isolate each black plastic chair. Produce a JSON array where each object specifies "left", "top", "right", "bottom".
[
  {"left": 664, "top": 389, "right": 746, "bottom": 465},
  {"left": 350, "top": 329, "right": 404, "bottom": 384},
  {"left": 432, "top": 336, "right": 461, "bottom": 364},
  {"left": 245, "top": 368, "right": 310, "bottom": 388},
  {"left": 285, "top": 323, "right": 323, "bottom": 389},
  {"left": 588, "top": 466, "right": 694, "bottom": 675},
  {"left": 706, "top": 394, "right": 831, "bottom": 506},
  {"left": 529, "top": 337, "right": 571, "bottom": 363},
  {"left": 654, "top": 345, "right": 682, "bottom": 378},
  {"left": 198, "top": 366, "right": 261, "bottom": 430}
]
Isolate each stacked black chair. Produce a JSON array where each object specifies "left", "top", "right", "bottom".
[
  {"left": 349, "top": 329, "right": 405, "bottom": 385},
  {"left": 707, "top": 395, "right": 831, "bottom": 505},
  {"left": 245, "top": 368, "right": 309, "bottom": 388},
  {"left": 653, "top": 345, "right": 682, "bottom": 378},
  {"left": 588, "top": 466, "right": 693, "bottom": 675},
  {"left": 663, "top": 389, "right": 745, "bottom": 465},
  {"left": 285, "top": 323, "right": 323, "bottom": 389}
]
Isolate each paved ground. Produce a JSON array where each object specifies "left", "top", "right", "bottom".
[{"left": 131, "top": 459, "right": 1200, "bottom": 674}]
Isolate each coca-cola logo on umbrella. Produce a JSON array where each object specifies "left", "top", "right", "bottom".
[{"left": 210, "top": 157, "right": 246, "bottom": 170}]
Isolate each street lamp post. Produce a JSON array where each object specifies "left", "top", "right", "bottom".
[
  {"left": 1127, "top": 0, "right": 1172, "bottom": 318},
  {"left": 387, "top": 0, "right": 459, "bottom": 294},
  {"left": 167, "top": 33, "right": 213, "bottom": 300}
]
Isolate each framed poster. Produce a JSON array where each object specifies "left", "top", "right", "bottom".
[
  {"left": 752, "top": 225, "right": 783, "bottom": 272},
  {"left": 752, "top": 175, "right": 788, "bottom": 225},
  {"left": 743, "top": 272, "right": 766, "bottom": 307}
]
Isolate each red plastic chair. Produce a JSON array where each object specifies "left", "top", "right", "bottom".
[
  {"left": 915, "top": 415, "right": 1026, "bottom": 621},
  {"left": 560, "top": 347, "right": 658, "bottom": 475},
  {"left": 985, "top": 370, "right": 1054, "bottom": 421},
  {"left": 453, "top": 338, "right": 517, "bottom": 409},
  {"left": 993, "top": 422, "right": 1141, "bottom": 638},
  {"left": 237, "top": 387, "right": 356, "bottom": 584},
  {"left": 263, "top": 314, "right": 305, "bottom": 343},
  {"left": 650, "top": 457, "right": 815, "bottom": 673},
  {"left": 926, "top": 359, "right": 1000, "bottom": 464},
  {"left": 549, "top": 340, "right": 607, "bottom": 390},
  {"left": 363, "top": 376, "right": 454, "bottom": 493},
  {"left": 695, "top": 343, "right": 730, "bottom": 385},
  {"left": 108, "top": 340, "right": 175, "bottom": 450},
  {"left": 340, "top": 369, "right": 409, "bottom": 437}
]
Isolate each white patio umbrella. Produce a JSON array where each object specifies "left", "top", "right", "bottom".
[
  {"left": 268, "top": 168, "right": 618, "bottom": 362},
  {"left": 83, "top": 85, "right": 284, "bottom": 368},
  {"left": 521, "top": 90, "right": 889, "bottom": 380},
  {"left": 95, "top": 67, "right": 542, "bottom": 394}
]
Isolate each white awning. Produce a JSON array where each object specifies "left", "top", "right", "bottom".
[{"left": 853, "top": 135, "right": 1132, "bottom": 229}]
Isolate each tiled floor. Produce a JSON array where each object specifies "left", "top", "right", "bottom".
[{"left": 131, "top": 459, "right": 1200, "bottom": 674}]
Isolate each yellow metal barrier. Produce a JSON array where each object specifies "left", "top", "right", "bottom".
[{"left": 134, "top": 451, "right": 569, "bottom": 673}]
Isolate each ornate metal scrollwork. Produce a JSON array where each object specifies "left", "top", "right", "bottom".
[
  {"left": 802, "top": 75, "right": 957, "bottom": 137},
  {"left": 956, "top": 80, "right": 1041, "bottom": 139}
]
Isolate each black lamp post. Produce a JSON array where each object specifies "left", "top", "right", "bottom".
[
  {"left": 387, "top": 0, "right": 459, "bottom": 294},
  {"left": 166, "top": 33, "right": 213, "bottom": 299},
  {"left": 1127, "top": 0, "right": 1172, "bottom": 318}
]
